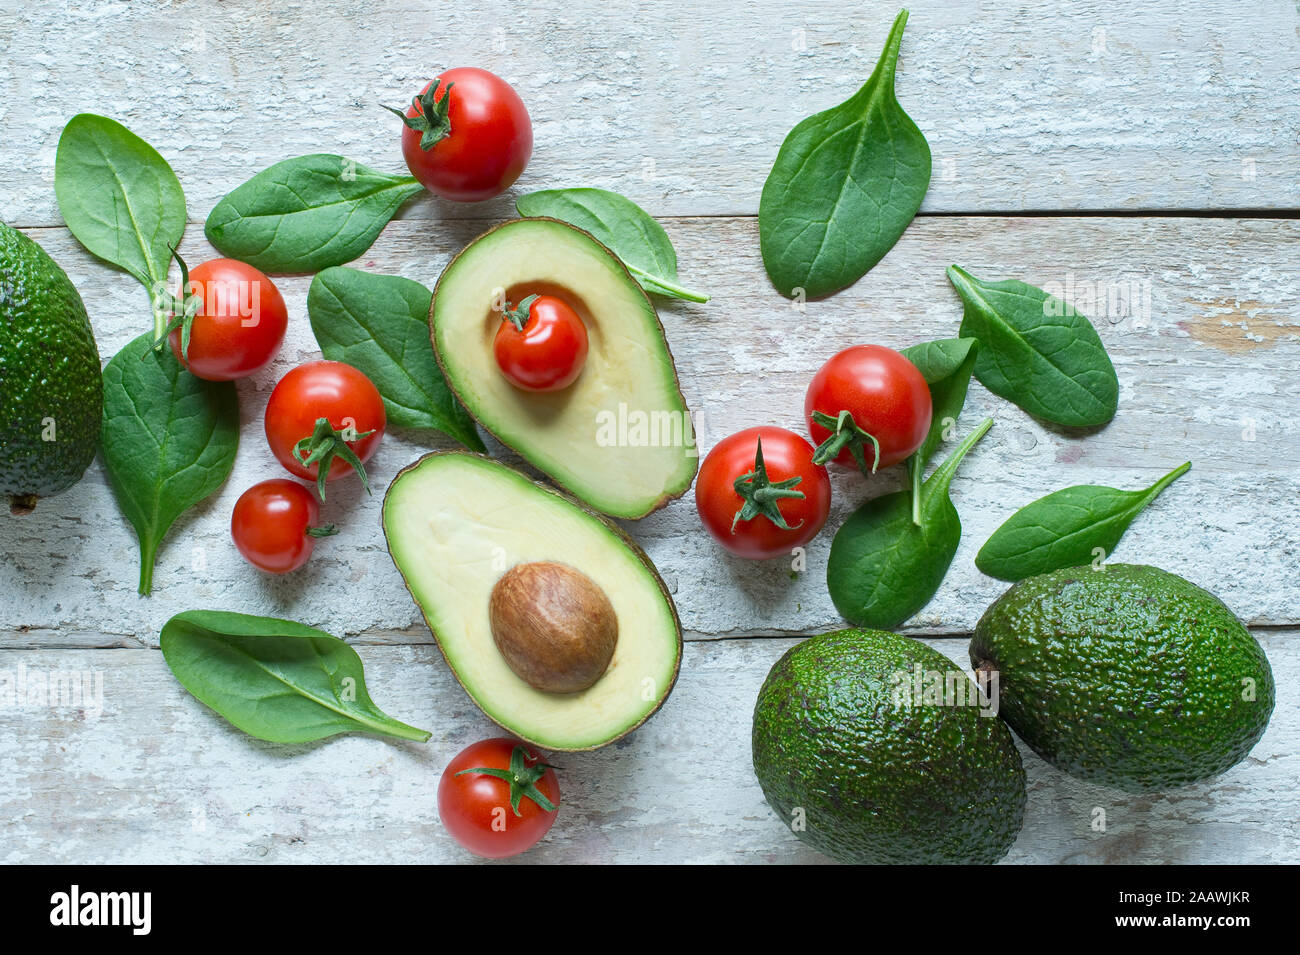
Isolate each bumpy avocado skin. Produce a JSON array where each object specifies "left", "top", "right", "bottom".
[
  {"left": 970, "top": 564, "right": 1275, "bottom": 792},
  {"left": 0, "top": 222, "right": 102, "bottom": 509},
  {"left": 752, "top": 629, "right": 1026, "bottom": 864}
]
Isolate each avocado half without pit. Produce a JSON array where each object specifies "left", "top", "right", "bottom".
[
  {"left": 430, "top": 217, "right": 698, "bottom": 519},
  {"left": 489, "top": 561, "right": 618, "bottom": 694},
  {"left": 383, "top": 451, "right": 682, "bottom": 751}
]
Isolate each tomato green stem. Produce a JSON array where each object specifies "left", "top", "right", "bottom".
[
  {"left": 731, "top": 436, "right": 806, "bottom": 532},
  {"left": 810, "top": 409, "right": 881, "bottom": 476},
  {"left": 456, "top": 745, "right": 558, "bottom": 816},
  {"left": 381, "top": 80, "right": 455, "bottom": 150},
  {"left": 293, "top": 417, "right": 375, "bottom": 501},
  {"left": 502, "top": 294, "right": 539, "bottom": 332},
  {"left": 149, "top": 246, "right": 201, "bottom": 360}
]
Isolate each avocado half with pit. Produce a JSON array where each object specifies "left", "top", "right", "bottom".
[
  {"left": 383, "top": 451, "right": 682, "bottom": 751},
  {"left": 430, "top": 217, "right": 697, "bottom": 519}
]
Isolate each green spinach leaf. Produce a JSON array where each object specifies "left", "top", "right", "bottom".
[
  {"left": 205, "top": 154, "right": 422, "bottom": 273},
  {"left": 99, "top": 334, "right": 238, "bottom": 594},
  {"left": 307, "top": 267, "right": 483, "bottom": 450},
  {"left": 160, "top": 610, "right": 430, "bottom": 744},
  {"left": 828, "top": 418, "right": 992, "bottom": 630},
  {"left": 55, "top": 113, "right": 186, "bottom": 334},
  {"left": 515, "top": 188, "right": 708, "bottom": 302},
  {"left": 975, "top": 462, "right": 1190, "bottom": 581},
  {"left": 758, "top": 9, "right": 930, "bottom": 299},
  {"left": 901, "top": 337, "right": 979, "bottom": 521},
  {"left": 947, "top": 265, "right": 1119, "bottom": 427}
]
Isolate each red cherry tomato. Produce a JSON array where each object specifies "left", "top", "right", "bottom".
[
  {"left": 696, "top": 426, "right": 832, "bottom": 560},
  {"left": 389, "top": 67, "right": 532, "bottom": 202},
  {"left": 493, "top": 294, "right": 589, "bottom": 392},
  {"left": 805, "top": 345, "right": 932, "bottom": 473},
  {"left": 264, "top": 361, "right": 386, "bottom": 493},
  {"left": 438, "top": 738, "right": 561, "bottom": 859},
  {"left": 230, "top": 479, "right": 333, "bottom": 573},
  {"left": 168, "top": 258, "right": 288, "bottom": 381}
]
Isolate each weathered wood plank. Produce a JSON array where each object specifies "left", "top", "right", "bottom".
[
  {"left": 0, "top": 634, "right": 1293, "bottom": 864},
  {"left": 4, "top": 0, "right": 1296, "bottom": 869},
  {"left": 2, "top": 215, "right": 1296, "bottom": 644},
  {"left": 2, "top": 0, "right": 1298, "bottom": 227}
]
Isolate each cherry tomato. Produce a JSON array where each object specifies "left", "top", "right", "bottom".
[
  {"left": 168, "top": 258, "right": 287, "bottom": 381},
  {"left": 230, "top": 479, "right": 335, "bottom": 573},
  {"left": 264, "top": 361, "right": 386, "bottom": 497},
  {"left": 493, "top": 293, "right": 589, "bottom": 392},
  {"left": 438, "top": 738, "right": 560, "bottom": 859},
  {"left": 387, "top": 67, "right": 532, "bottom": 202},
  {"left": 696, "top": 426, "right": 832, "bottom": 560},
  {"left": 805, "top": 345, "right": 932, "bottom": 473}
]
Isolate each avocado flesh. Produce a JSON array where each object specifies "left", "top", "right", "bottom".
[
  {"left": 383, "top": 451, "right": 682, "bottom": 751},
  {"left": 752, "top": 629, "right": 1026, "bottom": 864},
  {"left": 431, "top": 218, "right": 697, "bottom": 519},
  {"left": 0, "top": 222, "right": 102, "bottom": 511},
  {"left": 970, "top": 564, "right": 1275, "bottom": 792}
]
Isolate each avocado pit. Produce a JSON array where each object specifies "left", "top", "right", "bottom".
[{"left": 489, "top": 560, "right": 618, "bottom": 693}]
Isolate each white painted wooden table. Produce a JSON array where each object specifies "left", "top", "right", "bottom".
[{"left": 2, "top": 0, "right": 1297, "bottom": 864}]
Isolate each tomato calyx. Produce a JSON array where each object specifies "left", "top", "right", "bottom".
[
  {"left": 456, "top": 745, "right": 559, "bottom": 816},
  {"left": 811, "top": 409, "right": 882, "bottom": 476},
  {"left": 501, "top": 294, "right": 540, "bottom": 332},
  {"left": 731, "top": 437, "right": 806, "bottom": 532},
  {"left": 150, "top": 246, "right": 202, "bottom": 360},
  {"left": 292, "top": 416, "right": 376, "bottom": 501},
  {"left": 305, "top": 524, "right": 339, "bottom": 539},
  {"left": 382, "top": 80, "right": 455, "bottom": 151}
]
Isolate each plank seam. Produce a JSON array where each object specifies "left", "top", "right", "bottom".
[{"left": 8, "top": 209, "right": 1300, "bottom": 232}]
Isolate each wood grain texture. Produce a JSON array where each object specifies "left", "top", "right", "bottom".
[
  {"left": 2, "top": 0, "right": 1298, "bottom": 865},
  {"left": 2, "top": 0, "right": 1298, "bottom": 227},
  {"left": 2, "top": 215, "right": 1297, "bottom": 644},
  {"left": 1, "top": 635, "right": 1293, "bottom": 864}
]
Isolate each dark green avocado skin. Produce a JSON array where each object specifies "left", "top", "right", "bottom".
[
  {"left": 0, "top": 222, "right": 102, "bottom": 511},
  {"left": 970, "top": 564, "right": 1275, "bottom": 793},
  {"left": 752, "top": 629, "right": 1026, "bottom": 864}
]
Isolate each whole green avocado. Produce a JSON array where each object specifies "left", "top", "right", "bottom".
[
  {"left": 0, "top": 221, "right": 102, "bottom": 513},
  {"left": 752, "top": 629, "right": 1026, "bottom": 864},
  {"left": 970, "top": 564, "right": 1274, "bottom": 792}
]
